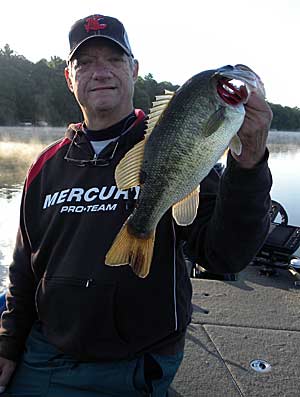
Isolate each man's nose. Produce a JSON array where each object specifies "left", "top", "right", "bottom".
[{"left": 91, "top": 62, "right": 113, "bottom": 79}]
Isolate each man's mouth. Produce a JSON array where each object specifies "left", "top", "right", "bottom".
[{"left": 89, "top": 86, "right": 116, "bottom": 92}]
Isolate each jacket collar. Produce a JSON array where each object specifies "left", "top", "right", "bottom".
[
  {"left": 63, "top": 109, "right": 146, "bottom": 166},
  {"left": 65, "top": 109, "right": 146, "bottom": 142}
]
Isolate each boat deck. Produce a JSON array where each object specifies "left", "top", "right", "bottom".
[{"left": 170, "top": 265, "right": 300, "bottom": 396}]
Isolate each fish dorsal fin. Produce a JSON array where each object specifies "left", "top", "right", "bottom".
[
  {"left": 145, "top": 90, "right": 175, "bottom": 137},
  {"left": 229, "top": 134, "right": 242, "bottom": 156},
  {"left": 115, "top": 139, "right": 146, "bottom": 190},
  {"left": 115, "top": 90, "right": 175, "bottom": 190},
  {"left": 172, "top": 186, "right": 200, "bottom": 226}
]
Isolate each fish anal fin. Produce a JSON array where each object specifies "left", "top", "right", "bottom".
[
  {"left": 172, "top": 186, "right": 200, "bottom": 226},
  {"left": 105, "top": 222, "right": 155, "bottom": 278},
  {"left": 229, "top": 134, "right": 242, "bottom": 156}
]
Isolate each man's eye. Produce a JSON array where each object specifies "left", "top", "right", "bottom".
[
  {"left": 77, "top": 58, "right": 93, "bottom": 67},
  {"left": 109, "top": 57, "right": 124, "bottom": 64}
]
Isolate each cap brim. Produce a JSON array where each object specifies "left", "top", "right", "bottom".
[{"left": 67, "top": 35, "right": 132, "bottom": 62}]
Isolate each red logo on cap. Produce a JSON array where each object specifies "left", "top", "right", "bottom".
[{"left": 85, "top": 16, "right": 107, "bottom": 32}]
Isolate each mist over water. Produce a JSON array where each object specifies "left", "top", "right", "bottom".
[
  {"left": 0, "top": 127, "right": 64, "bottom": 190},
  {"left": 0, "top": 141, "right": 45, "bottom": 188},
  {"left": 0, "top": 128, "right": 300, "bottom": 288},
  {"left": 0, "top": 127, "right": 64, "bottom": 288}
]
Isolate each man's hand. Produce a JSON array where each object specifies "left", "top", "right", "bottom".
[
  {"left": 231, "top": 91, "right": 273, "bottom": 169},
  {"left": 0, "top": 356, "right": 16, "bottom": 391}
]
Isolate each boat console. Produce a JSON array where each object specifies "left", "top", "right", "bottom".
[
  {"left": 190, "top": 200, "right": 300, "bottom": 286},
  {"left": 251, "top": 200, "right": 300, "bottom": 284}
]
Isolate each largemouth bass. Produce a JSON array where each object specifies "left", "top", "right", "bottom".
[{"left": 105, "top": 64, "right": 265, "bottom": 278}]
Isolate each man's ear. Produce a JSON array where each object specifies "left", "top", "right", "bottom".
[
  {"left": 132, "top": 59, "right": 139, "bottom": 82},
  {"left": 64, "top": 66, "right": 74, "bottom": 92}
]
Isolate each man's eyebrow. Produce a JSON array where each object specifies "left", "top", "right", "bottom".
[{"left": 76, "top": 53, "right": 95, "bottom": 58}]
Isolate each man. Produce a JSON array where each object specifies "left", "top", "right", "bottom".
[{"left": 0, "top": 14, "right": 272, "bottom": 396}]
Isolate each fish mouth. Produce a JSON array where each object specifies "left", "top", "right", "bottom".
[
  {"left": 215, "top": 64, "right": 266, "bottom": 101},
  {"left": 217, "top": 78, "right": 248, "bottom": 106}
]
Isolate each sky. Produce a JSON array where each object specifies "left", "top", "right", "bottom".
[{"left": 1, "top": 0, "right": 299, "bottom": 108}]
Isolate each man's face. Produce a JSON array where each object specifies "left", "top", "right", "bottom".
[{"left": 65, "top": 39, "right": 138, "bottom": 120}]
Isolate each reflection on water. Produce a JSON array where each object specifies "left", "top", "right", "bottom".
[
  {"left": 0, "top": 126, "right": 65, "bottom": 289},
  {"left": 0, "top": 128, "right": 300, "bottom": 288},
  {"left": 267, "top": 131, "right": 300, "bottom": 228},
  {"left": 0, "top": 191, "right": 22, "bottom": 289}
]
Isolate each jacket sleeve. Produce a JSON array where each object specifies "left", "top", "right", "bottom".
[
  {"left": 178, "top": 150, "right": 272, "bottom": 274},
  {"left": 0, "top": 184, "right": 37, "bottom": 361}
]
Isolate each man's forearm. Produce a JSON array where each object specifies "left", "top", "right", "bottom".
[{"left": 187, "top": 151, "right": 272, "bottom": 274}]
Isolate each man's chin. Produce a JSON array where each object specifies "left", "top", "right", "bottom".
[
  {"left": 90, "top": 99, "right": 117, "bottom": 113},
  {"left": 94, "top": 104, "right": 116, "bottom": 113}
]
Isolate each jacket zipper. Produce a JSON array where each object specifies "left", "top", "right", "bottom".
[{"left": 43, "top": 276, "right": 94, "bottom": 288}]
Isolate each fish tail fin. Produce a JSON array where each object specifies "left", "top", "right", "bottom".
[{"left": 105, "top": 223, "right": 155, "bottom": 278}]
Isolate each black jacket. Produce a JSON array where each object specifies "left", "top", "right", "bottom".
[{"left": 0, "top": 110, "right": 272, "bottom": 361}]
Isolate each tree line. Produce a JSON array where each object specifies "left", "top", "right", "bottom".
[{"left": 0, "top": 44, "right": 299, "bottom": 130}]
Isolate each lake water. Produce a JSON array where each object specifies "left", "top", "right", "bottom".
[{"left": 0, "top": 127, "right": 300, "bottom": 289}]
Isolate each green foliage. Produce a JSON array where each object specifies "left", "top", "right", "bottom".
[
  {"left": 269, "top": 103, "right": 300, "bottom": 131},
  {"left": 0, "top": 44, "right": 299, "bottom": 130},
  {"left": 133, "top": 74, "right": 179, "bottom": 114},
  {"left": 0, "top": 47, "right": 82, "bottom": 126},
  {"left": 0, "top": 44, "right": 14, "bottom": 57}
]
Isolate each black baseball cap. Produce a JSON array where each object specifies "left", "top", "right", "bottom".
[{"left": 68, "top": 14, "right": 134, "bottom": 62}]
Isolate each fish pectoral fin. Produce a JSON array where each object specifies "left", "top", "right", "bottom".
[
  {"left": 203, "top": 107, "right": 226, "bottom": 137},
  {"left": 172, "top": 186, "right": 200, "bottom": 226},
  {"left": 105, "top": 223, "right": 155, "bottom": 279},
  {"left": 229, "top": 134, "right": 242, "bottom": 156},
  {"left": 115, "top": 139, "right": 146, "bottom": 190},
  {"left": 145, "top": 90, "right": 175, "bottom": 137}
]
